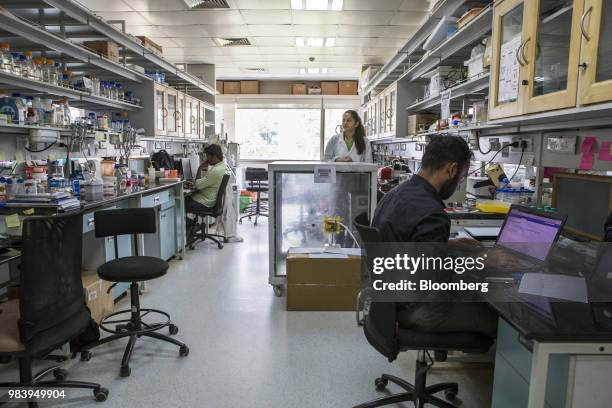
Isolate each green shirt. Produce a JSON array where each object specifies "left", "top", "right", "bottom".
[
  {"left": 344, "top": 136, "right": 354, "bottom": 151},
  {"left": 192, "top": 161, "right": 228, "bottom": 207}
]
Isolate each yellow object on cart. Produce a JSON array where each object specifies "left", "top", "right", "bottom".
[{"left": 475, "top": 200, "right": 511, "bottom": 214}]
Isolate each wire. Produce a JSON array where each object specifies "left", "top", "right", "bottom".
[
  {"left": 25, "top": 141, "right": 56, "bottom": 153},
  {"left": 468, "top": 143, "right": 513, "bottom": 177},
  {"left": 476, "top": 133, "right": 492, "bottom": 155},
  {"left": 339, "top": 222, "right": 361, "bottom": 249},
  {"left": 506, "top": 147, "right": 525, "bottom": 184}
]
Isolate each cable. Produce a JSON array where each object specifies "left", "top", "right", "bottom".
[
  {"left": 25, "top": 141, "right": 56, "bottom": 153},
  {"left": 468, "top": 143, "right": 515, "bottom": 177},
  {"left": 506, "top": 146, "right": 525, "bottom": 184},
  {"left": 339, "top": 222, "right": 361, "bottom": 249},
  {"left": 476, "top": 133, "right": 492, "bottom": 155}
]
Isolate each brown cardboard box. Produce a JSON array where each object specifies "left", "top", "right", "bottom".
[
  {"left": 223, "top": 81, "right": 241, "bottom": 94},
  {"left": 240, "top": 80, "right": 260, "bottom": 94},
  {"left": 321, "top": 81, "right": 339, "bottom": 95},
  {"left": 286, "top": 251, "right": 362, "bottom": 311},
  {"left": 307, "top": 85, "right": 322, "bottom": 95},
  {"left": 82, "top": 272, "right": 114, "bottom": 323},
  {"left": 136, "top": 36, "right": 163, "bottom": 56},
  {"left": 339, "top": 80, "right": 358, "bottom": 95},
  {"left": 407, "top": 113, "right": 438, "bottom": 135},
  {"left": 216, "top": 80, "right": 224, "bottom": 94},
  {"left": 83, "top": 41, "right": 120, "bottom": 63},
  {"left": 292, "top": 83, "right": 307, "bottom": 94}
]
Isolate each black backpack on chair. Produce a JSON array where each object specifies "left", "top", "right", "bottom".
[{"left": 151, "top": 150, "right": 174, "bottom": 171}]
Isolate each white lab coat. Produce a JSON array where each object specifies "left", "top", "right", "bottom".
[{"left": 323, "top": 134, "right": 373, "bottom": 163}]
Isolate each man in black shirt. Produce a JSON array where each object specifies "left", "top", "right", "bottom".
[{"left": 372, "top": 136, "right": 497, "bottom": 336}]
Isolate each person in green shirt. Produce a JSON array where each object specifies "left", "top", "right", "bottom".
[{"left": 186, "top": 144, "right": 228, "bottom": 212}]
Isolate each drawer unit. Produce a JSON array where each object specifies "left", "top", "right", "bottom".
[{"left": 141, "top": 190, "right": 171, "bottom": 208}]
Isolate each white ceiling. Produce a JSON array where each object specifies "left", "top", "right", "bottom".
[{"left": 76, "top": 0, "right": 433, "bottom": 79}]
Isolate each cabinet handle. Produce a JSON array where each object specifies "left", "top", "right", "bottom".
[
  {"left": 88, "top": 217, "right": 95, "bottom": 226},
  {"left": 515, "top": 40, "right": 525, "bottom": 67},
  {"left": 162, "top": 108, "right": 169, "bottom": 118},
  {"left": 521, "top": 37, "right": 531, "bottom": 65},
  {"left": 580, "top": 6, "right": 593, "bottom": 41},
  {"left": 174, "top": 111, "right": 180, "bottom": 119}
]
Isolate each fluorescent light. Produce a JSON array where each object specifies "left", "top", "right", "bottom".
[
  {"left": 290, "top": 0, "right": 303, "bottom": 10},
  {"left": 183, "top": 0, "right": 205, "bottom": 8},
  {"left": 307, "top": 67, "right": 320, "bottom": 74},
  {"left": 306, "top": 0, "right": 328, "bottom": 10},
  {"left": 325, "top": 37, "right": 335, "bottom": 47},
  {"left": 295, "top": 37, "right": 305, "bottom": 47},
  {"left": 298, "top": 68, "right": 306, "bottom": 74},
  {"left": 331, "top": 0, "right": 343, "bottom": 10},
  {"left": 307, "top": 37, "right": 324, "bottom": 47},
  {"left": 321, "top": 68, "right": 328, "bottom": 74}
]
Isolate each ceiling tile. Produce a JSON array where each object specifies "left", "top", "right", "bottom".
[
  {"left": 204, "top": 25, "right": 250, "bottom": 37},
  {"left": 170, "top": 37, "right": 217, "bottom": 47},
  {"left": 241, "top": 10, "right": 292, "bottom": 24},
  {"left": 78, "top": 0, "right": 132, "bottom": 11},
  {"left": 252, "top": 37, "right": 296, "bottom": 46},
  {"left": 124, "top": 0, "right": 188, "bottom": 11},
  {"left": 148, "top": 37, "right": 181, "bottom": 47},
  {"left": 124, "top": 25, "right": 167, "bottom": 37},
  {"left": 400, "top": 0, "right": 431, "bottom": 11},
  {"left": 247, "top": 25, "right": 294, "bottom": 36},
  {"left": 389, "top": 11, "right": 428, "bottom": 25},
  {"left": 291, "top": 11, "right": 341, "bottom": 25},
  {"left": 339, "top": 11, "right": 395, "bottom": 25},
  {"left": 158, "top": 25, "right": 210, "bottom": 37},
  {"left": 335, "top": 37, "right": 378, "bottom": 47},
  {"left": 143, "top": 10, "right": 244, "bottom": 25},
  {"left": 342, "top": 0, "right": 403, "bottom": 11},
  {"left": 222, "top": 47, "right": 262, "bottom": 55},
  {"left": 95, "top": 12, "right": 153, "bottom": 25},
  {"left": 163, "top": 47, "right": 226, "bottom": 56},
  {"left": 292, "top": 24, "right": 338, "bottom": 36},
  {"left": 235, "top": 0, "right": 288, "bottom": 8},
  {"left": 257, "top": 47, "right": 298, "bottom": 55}
]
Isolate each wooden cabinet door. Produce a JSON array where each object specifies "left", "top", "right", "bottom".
[
  {"left": 579, "top": 0, "right": 612, "bottom": 105},
  {"left": 154, "top": 84, "right": 167, "bottom": 136},
  {"left": 523, "top": 0, "right": 583, "bottom": 114},
  {"left": 489, "top": 0, "right": 529, "bottom": 119},
  {"left": 166, "top": 88, "right": 178, "bottom": 136},
  {"left": 176, "top": 93, "right": 185, "bottom": 138}
]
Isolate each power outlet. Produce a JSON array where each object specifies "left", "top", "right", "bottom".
[
  {"left": 511, "top": 136, "right": 533, "bottom": 153},
  {"left": 502, "top": 142, "right": 510, "bottom": 158},
  {"left": 489, "top": 138, "right": 501, "bottom": 151}
]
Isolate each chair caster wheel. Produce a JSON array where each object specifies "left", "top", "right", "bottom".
[
  {"left": 217, "top": 244, "right": 223, "bottom": 249},
  {"left": 223, "top": 238, "right": 228, "bottom": 243},
  {"left": 273, "top": 285, "right": 283, "bottom": 297},
  {"left": 444, "top": 388, "right": 458, "bottom": 401},
  {"left": 53, "top": 368, "right": 68, "bottom": 381},
  {"left": 239, "top": 220, "right": 242, "bottom": 224},
  {"left": 94, "top": 387, "right": 109, "bottom": 402},
  {"left": 179, "top": 345, "right": 190, "bottom": 357},
  {"left": 169, "top": 324, "right": 179, "bottom": 335},
  {"left": 116, "top": 324, "right": 127, "bottom": 332},
  {"left": 375, "top": 377, "right": 388, "bottom": 392},
  {"left": 120, "top": 366, "right": 131, "bottom": 377},
  {"left": 80, "top": 351, "right": 92, "bottom": 362}
]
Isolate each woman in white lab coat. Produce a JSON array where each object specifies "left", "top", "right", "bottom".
[{"left": 324, "top": 110, "right": 372, "bottom": 163}]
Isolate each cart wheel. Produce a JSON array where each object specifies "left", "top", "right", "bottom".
[{"left": 273, "top": 285, "right": 283, "bottom": 297}]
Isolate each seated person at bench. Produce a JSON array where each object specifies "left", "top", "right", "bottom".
[{"left": 185, "top": 144, "right": 228, "bottom": 213}]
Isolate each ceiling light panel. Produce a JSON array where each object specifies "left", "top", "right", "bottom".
[
  {"left": 291, "top": 0, "right": 344, "bottom": 10},
  {"left": 325, "top": 37, "right": 335, "bottom": 47},
  {"left": 296, "top": 37, "right": 305, "bottom": 47},
  {"left": 307, "top": 37, "right": 324, "bottom": 47}
]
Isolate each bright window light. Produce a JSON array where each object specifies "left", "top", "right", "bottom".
[
  {"left": 295, "top": 37, "right": 305, "bottom": 47},
  {"left": 331, "top": 0, "right": 343, "bottom": 10},
  {"left": 307, "top": 37, "right": 324, "bottom": 47},
  {"left": 325, "top": 37, "right": 335, "bottom": 47},
  {"left": 321, "top": 68, "right": 328, "bottom": 74},
  {"left": 308, "top": 67, "right": 320, "bottom": 74},
  {"left": 290, "top": 0, "right": 303, "bottom": 10},
  {"left": 305, "top": 0, "right": 328, "bottom": 10}
]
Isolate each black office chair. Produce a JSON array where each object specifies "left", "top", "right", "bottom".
[
  {"left": 80, "top": 208, "right": 188, "bottom": 378},
  {"left": 352, "top": 213, "right": 494, "bottom": 408},
  {"left": 187, "top": 173, "right": 231, "bottom": 250},
  {"left": 239, "top": 167, "right": 268, "bottom": 226},
  {"left": 0, "top": 213, "right": 109, "bottom": 405}
]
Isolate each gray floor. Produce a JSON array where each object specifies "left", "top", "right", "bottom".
[{"left": 0, "top": 219, "right": 493, "bottom": 407}]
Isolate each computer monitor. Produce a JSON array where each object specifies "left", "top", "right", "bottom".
[{"left": 496, "top": 206, "right": 567, "bottom": 262}]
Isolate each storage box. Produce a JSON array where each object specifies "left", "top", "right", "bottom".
[
  {"left": 292, "top": 83, "right": 307, "bottom": 94},
  {"left": 307, "top": 85, "right": 322, "bottom": 95},
  {"left": 407, "top": 113, "right": 438, "bottom": 135},
  {"left": 240, "top": 80, "right": 260, "bottom": 94},
  {"left": 286, "top": 250, "right": 362, "bottom": 311},
  {"left": 321, "top": 81, "right": 339, "bottom": 95},
  {"left": 82, "top": 272, "right": 114, "bottom": 323},
  {"left": 464, "top": 53, "right": 485, "bottom": 79},
  {"left": 136, "top": 36, "right": 163, "bottom": 56},
  {"left": 457, "top": 7, "right": 485, "bottom": 30},
  {"left": 83, "top": 41, "right": 120, "bottom": 63},
  {"left": 339, "top": 80, "right": 358, "bottom": 95},
  {"left": 216, "top": 80, "right": 223, "bottom": 94},
  {"left": 223, "top": 81, "right": 241, "bottom": 94}
]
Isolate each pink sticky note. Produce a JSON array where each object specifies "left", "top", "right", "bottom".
[
  {"left": 599, "top": 141, "right": 612, "bottom": 161},
  {"left": 581, "top": 136, "right": 596, "bottom": 153},
  {"left": 580, "top": 152, "right": 595, "bottom": 170}
]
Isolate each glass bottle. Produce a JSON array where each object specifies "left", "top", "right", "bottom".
[
  {"left": 33, "top": 96, "right": 44, "bottom": 125},
  {"left": 11, "top": 53, "right": 21, "bottom": 76},
  {"left": 23, "top": 51, "right": 35, "bottom": 79},
  {"left": 0, "top": 43, "right": 13, "bottom": 73},
  {"left": 46, "top": 59, "right": 57, "bottom": 85},
  {"left": 40, "top": 58, "right": 50, "bottom": 83}
]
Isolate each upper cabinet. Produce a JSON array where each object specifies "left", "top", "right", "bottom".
[
  {"left": 490, "top": 0, "right": 612, "bottom": 120},
  {"left": 579, "top": 0, "right": 612, "bottom": 105},
  {"left": 361, "top": 83, "right": 397, "bottom": 139}
]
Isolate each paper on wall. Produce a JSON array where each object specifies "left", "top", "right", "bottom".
[
  {"left": 440, "top": 89, "right": 451, "bottom": 120},
  {"left": 498, "top": 35, "right": 522, "bottom": 104}
]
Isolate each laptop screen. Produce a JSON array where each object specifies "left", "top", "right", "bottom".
[{"left": 497, "top": 208, "right": 564, "bottom": 261}]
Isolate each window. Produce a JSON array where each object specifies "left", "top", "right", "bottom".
[
  {"left": 235, "top": 108, "right": 321, "bottom": 160},
  {"left": 323, "top": 108, "right": 346, "bottom": 148}
]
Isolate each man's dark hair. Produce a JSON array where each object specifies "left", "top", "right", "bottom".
[
  {"left": 421, "top": 136, "right": 472, "bottom": 171},
  {"left": 204, "top": 144, "right": 223, "bottom": 160}
]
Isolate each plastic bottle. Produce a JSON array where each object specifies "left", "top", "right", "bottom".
[
  {"left": 60, "top": 99, "right": 71, "bottom": 127},
  {"left": 0, "top": 43, "right": 12, "bottom": 73},
  {"left": 54, "top": 63, "right": 62, "bottom": 86},
  {"left": 10, "top": 53, "right": 22, "bottom": 76},
  {"left": 4, "top": 177, "right": 14, "bottom": 199},
  {"left": 23, "top": 51, "right": 35, "bottom": 79},
  {"left": 46, "top": 59, "right": 56, "bottom": 84},
  {"left": 39, "top": 58, "right": 50, "bottom": 82},
  {"left": 25, "top": 96, "right": 37, "bottom": 125},
  {"left": 33, "top": 96, "right": 44, "bottom": 125},
  {"left": 24, "top": 178, "right": 37, "bottom": 195},
  {"left": 0, "top": 177, "right": 6, "bottom": 201},
  {"left": 33, "top": 58, "right": 43, "bottom": 81},
  {"left": 11, "top": 93, "right": 26, "bottom": 125},
  {"left": 43, "top": 98, "right": 55, "bottom": 126},
  {"left": 148, "top": 165, "right": 156, "bottom": 186}
]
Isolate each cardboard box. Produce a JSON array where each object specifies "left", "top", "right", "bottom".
[
  {"left": 321, "top": 81, "right": 339, "bottom": 95},
  {"left": 137, "top": 36, "right": 163, "bottom": 56},
  {"left": 216, "top": 80, "right": 223, "bottom": 94},
  {"left": 223, "top": 81, "right": 241, "bottom": 94},
  {"left": 407, "top": 113, "right": 438, "bottom": 135},
  {"left": 83, "top": 41, "right": 120, "bottom": 63},
  {"left": 307, "top": 85, "right": 322, "bottom": 95},
  {"left": 286, "top": 250, "right": 363, "bottom": 311},
  {"left": 240, "top": 80, "right": 260, "bottom": 94},
  {"left": 82, "top": 272, "right": 114, "bottom": 323},
  {"left": 339, "top": 80, "right": 358, "bottom": 95},
  {"left": 292, "top": 83, "right": 307, "bottom": 94}
]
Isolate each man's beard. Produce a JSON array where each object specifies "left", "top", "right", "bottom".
[{"left": 439, "top": 173, "right": 462, "bottom": 200}]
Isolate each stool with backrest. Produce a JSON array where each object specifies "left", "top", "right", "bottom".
[
  {"left": 0, "top": 212, "right": 109, "bottom": 405},
  {"left": 352, "top": 213, "right": 494, "bottom": 408},
  {"left": 187, "top": 173, "right": 230, "bottom": 249},
  {"left": 239, "top": 167, "right": 268, "bottom": 226},
  {"left": 79, "top": 208, "right": 188, "bottom": 378}
]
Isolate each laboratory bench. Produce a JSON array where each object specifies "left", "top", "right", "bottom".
[{"left": 0, "top": 181, "right": 187, "bottom": 301}]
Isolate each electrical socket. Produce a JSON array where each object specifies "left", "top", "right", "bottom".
[
  {"left": 489, "top": 138, "right": 501, "bottom": 151},
  {"left": 502, "top": 142, "right": 510, "bottom": 158},
  {"left": 511, "top": 136, "right": 533, "bottom": 153}
]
